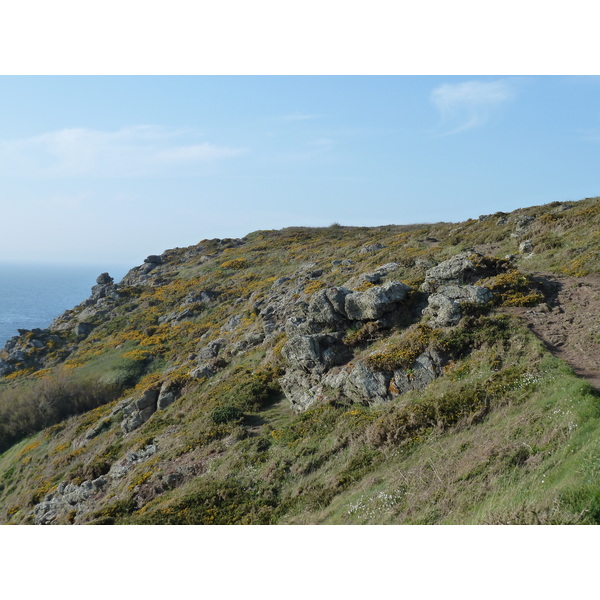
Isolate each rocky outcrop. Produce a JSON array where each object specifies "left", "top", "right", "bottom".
[
  {"left": 360, "top": 243, "right": 386, "bottom": 254},
  {"left": 424, "top": 285, "right": 493, "bottom": 327},
  {"left": 420, "top": 251, "right": 509, "bottom": 293},
  {"left": 344, "top": 281, "right": 410, "bottom": 321},
  {"left": 421, "top": 252, "right": 483, "bottom": 292},
  {"left": 277, "top": 252, "right": 503, "bottom": 411},
  {"left": 33, "top": 477, "right": 108, "bottom": 524},
  {"left": 33, "top": 442, "right": 159, "bottom": 524},
  {"left": 279, "top": 277, "right": 416, "bottom": 411},
  {"left": 0, "top": 328, "right": 67, "bottom": 376},
  {"left": 119, "top": 381, "right": 182, "bottom": 434}
]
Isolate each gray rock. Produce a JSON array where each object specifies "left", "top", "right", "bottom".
[
  {"left": 74, "top": 322, "right": 94, "bottom": 337},
  {"left": 421, "top": 251, "right": 490, "bottom": 293},
  {"left": 360, "top": 243, "right": 385, "bottom": 254},
  {"left": 121, "top": 388, "right": 160, "bottom": 433},
  {"left": 423, "top": 285, "right": 492, "bottom": 327},
  {"left": 272, "top": 277, "right": 290, "bottom": 287},
  {"left": 135, "top": 388, "right": 160, "bottom": 411},
  {"left": 281, "top": 333, "right": 349, "bottom": 375},
  {"left": 339, "top": 362, "right": 391, "bottom": 404},
  {"left": 519, "top": 240, "right": 533, "bottom": 254},
  {"left": 157, "top": 380, "right": 181, "bottom": 411},
  {"left": 357, "top": 272, "right": 383, "bottom": 285},
  {"left": 96, "top": 272, "right": 114, "bottom": 285},
  {"left": 305, "top": 287, "right": 350, "bottom": 329},
  {"left": 189, "top": 362, "right": 217, "bottom": 379},
  {"left": 373, "top": 262, "right": 400, "bottom": 276},
  {"left": 514, "top": 215, "right": 535, "bottom": 229},
  {"left": 437, "top": 284, "right": 493, "bottom": 304},
  {"left": 221, "top": 314, "right": 242, "bottom": 333},
  {"left": 144, "top": 255, "right": 163, "bottom": 265},
  {"left": 424, "top": 294, "right": 462, "bottom": 327},
  {"left": 0, "top": 360, "right": 14, "bottom": 377},
  {"left": 344, "top": 281, "right": 410, "bottom": 321},
  {"left": 279, "top": 370, "right": 320, "bottom": 411},
  {"left": 84, "top": 418, "right": 111, "bottom": 440}
]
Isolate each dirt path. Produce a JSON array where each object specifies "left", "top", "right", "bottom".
[{"left": 501, "top": 273, "right": 600, "bottom": 390}]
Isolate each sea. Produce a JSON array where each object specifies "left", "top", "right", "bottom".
[{"left": 0, "top": 263, "right": 130, "bottom": 348}]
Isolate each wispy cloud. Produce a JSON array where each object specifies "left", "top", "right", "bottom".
[
  {"left": 0, "top": 125, "right": 245, "bottom": 177},
  {"left": 430, "top": 80, "right": 515, "bottom": 135}
]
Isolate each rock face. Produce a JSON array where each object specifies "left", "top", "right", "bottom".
[
  {"left": 279, "top": 277, "right": 415, "bottom": 411},
  {"left": 33, "top": 443, "right": 158, "bottom": 524},
  {"left": 420, "top": 251, "right": 508, "bottom": 294},
  {"left": 421, "top": 252, "right": 484, "bottom": 292},
  {"left": 34, "top": 477, "right": 108, "bottom": 524},
  {"left": 424, "top": 285, "right": 493, "bottom": 327},
  {"left": 119, "top": 382, "right": 182, "bottom": 433},
  {"left": 345, "top": 281, "right": 410, "bottom": 321}
]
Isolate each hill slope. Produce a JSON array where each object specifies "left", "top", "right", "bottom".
[{"left": 1, "top": 197, "right": 599, "bottom": 524}]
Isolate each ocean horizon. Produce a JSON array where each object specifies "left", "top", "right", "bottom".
[{"left": 0, "top": 263, "right": 130, "bottom": 347}]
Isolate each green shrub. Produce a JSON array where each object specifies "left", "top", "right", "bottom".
[{"left": 210, "top": 405, "right": 243, "bottom": 424}]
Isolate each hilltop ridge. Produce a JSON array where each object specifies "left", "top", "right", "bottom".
[{"left": 1, "top": 196, "right": 599, "bottom": 524}]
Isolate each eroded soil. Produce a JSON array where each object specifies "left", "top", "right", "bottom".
[{"left": 502, "top": 273, "right": 600, "bottom": 389}]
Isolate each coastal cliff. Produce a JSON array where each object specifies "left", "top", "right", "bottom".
[{"left": 1, "top": 197, "right": 599, "bottom": 524}]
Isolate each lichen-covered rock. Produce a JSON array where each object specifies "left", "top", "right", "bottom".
[
  {"left": 423, "top": 285, "right": 492, "bottom": 327},
  {"left": 420, "top": 251, "right": 503, "bottom": 293},
  {"left": 519, "top": 240, "right": 533, "bottom": 254},
  {"left": 157, "top": 380, "right": 181, "bottom": 411},
  {"left": 121, "top": 387, "right": 160, "bottom": 433},
  {"left": 360, "top": 243, "right": 385, "bottom": 254},
  {"left": 304, "top": 287, "right": 351, "bottom": 329},
  {"left": 344, "top": 281, "right": 410, "bottom": 321},
  {"left": 329, "top": 362, "right": 392, "bottom": 404},
  {"left": 33, "top": 477, "right": 108, "bottom": 525},
  {"left": 281, "top": 333, "right": 350, "bottom": 375}
]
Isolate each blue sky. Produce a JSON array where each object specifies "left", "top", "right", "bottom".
[{"left": 2, "top": 75, "right": 600, "bottom": 266}]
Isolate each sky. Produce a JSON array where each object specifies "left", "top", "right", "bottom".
[{"left": 1, "top": 75, "right": 600, "bottom": 266}]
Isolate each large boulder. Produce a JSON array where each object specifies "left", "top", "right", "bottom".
[
  {"left": 344, "top": 281, "right": 410, "bottom": 321},
  {"left": 306, "top": 287, "right": 351, "bottom": 327},
  {"left": 96, "top": 272, "right": 114, "bottom": 285},
  {"left": 423, "top": 284, "right": 492, "bottom": 327},
  {"left": 421, "top": 252, "right": 479, "bottom": 292},
  {"left": 281, "top": 332, "right": 350, "bottom": 375},
  {"left": 121, "top": 387, "right": 160, "bottom": 434}
]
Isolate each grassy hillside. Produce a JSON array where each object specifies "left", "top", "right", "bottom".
[{"left": 1, "top": 196, "right": 599, "bottom": 524}]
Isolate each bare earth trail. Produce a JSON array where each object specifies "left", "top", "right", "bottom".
[{"left": 502, "top": 273, "right": 600, "bottom": 390}]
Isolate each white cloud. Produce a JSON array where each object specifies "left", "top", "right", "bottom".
[
  {"left": 0, "top": 125, "right": 245, "bottom": 177},
  {"left": 430, "top": 80, "right": 515, "bottom": 134}
]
